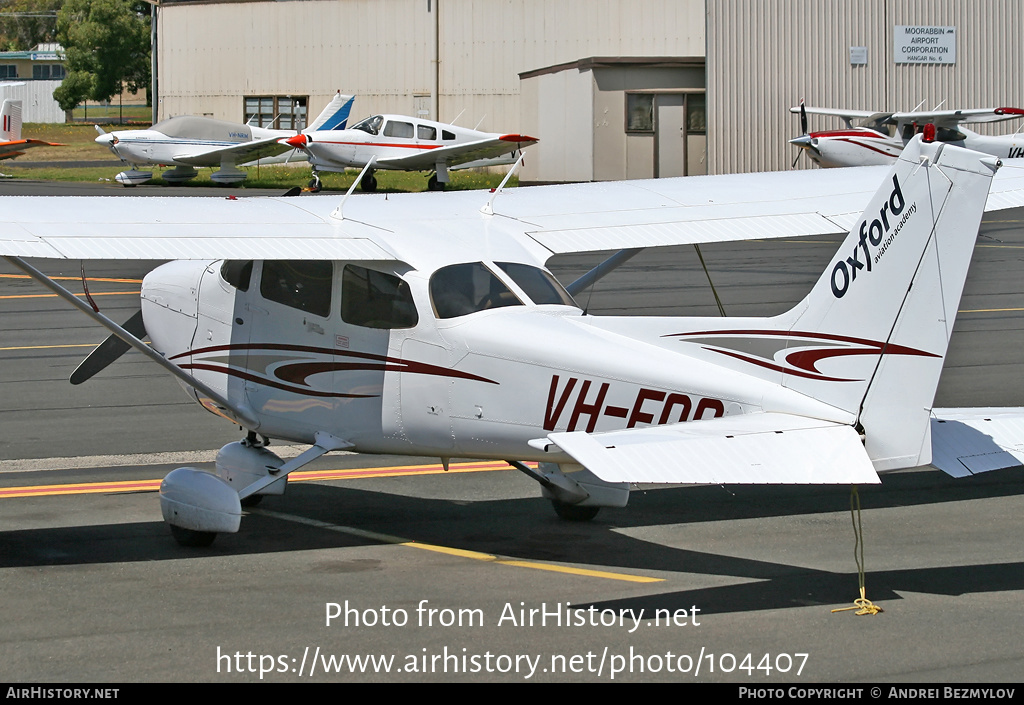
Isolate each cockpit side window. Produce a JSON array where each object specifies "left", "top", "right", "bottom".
[
  {"left": 352, "top": 115, "right": 383, "bottom": 135},
  {"left": 495, "top": 262, "right": 578, "bottom": 307},
  {"left": 260, "top": 261, "right": 333, "bottom": 317},
  {"left": 220, "top": 260, "right": 253, "bottom": 291},
  {"left": 418, "top": 125, "right": 437, "bottom": 140},
  {"left": 383, "top": 120, "right": 414, "bottom": 138},
  {"left": 341, "top": 265, "right": 418, "bottom": 329},
  {"left": 429, "top": 262, "right": 523, "bottom": 319}
]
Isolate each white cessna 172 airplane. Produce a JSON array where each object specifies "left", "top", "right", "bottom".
[
  {"left": 790, "top": 102, "right": 1024, "bottom": 167},
  {"left": 281, "top": 114, "right": 537, "bottom": 192},
  {"left": 4, "top": 135, "right": 1024, "bottom": 547},
  {"left": 94, "top": 93, "right": 355, "bottom": 186}
]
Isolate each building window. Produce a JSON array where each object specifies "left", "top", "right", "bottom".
[
  {"left": 686, "top": 93, "right": 706, "bottom": 134},
  {"left": 244, "top": 96, "right": 308, "bottom": 130},
  {"left": 626, "top": 93, "right": 654, "bottom": 133},
  {"left": 32, "top": 64, "right": 65, "bottom": 80},
  {"left": 0, "top": 65, "right": 17, "bottom": 79}
]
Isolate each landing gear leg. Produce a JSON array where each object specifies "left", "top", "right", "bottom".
[
  {"left": 308, "top": 171, "right": 322, "bottom": 193},
  {"left": 360, "top": 170, "right": 378, "bottom": 192}
]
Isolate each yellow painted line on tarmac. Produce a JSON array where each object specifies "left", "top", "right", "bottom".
[
  {"left": 0, "top": 460, "right": 517, "bottom": 499},
  {"left": 256, "top": 508, "right": 663, "bottom": 584},
  {"left": 0, "top": 290, "right": 140, "bottom": 300},
  {"left": 0, "top": 343, "right": 97, "bottom": 351},
  {"left": 0, "top": 274, "right": 143, "bottom": 283},
  {"left": 958, "top": 307, "right": 1024, "bottom": 313}
]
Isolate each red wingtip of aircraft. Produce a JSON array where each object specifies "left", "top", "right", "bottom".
[
  {"left": 995, "top": 107, "right": 1024, "bottom": 116},
  {"left": 499, "top": 134, "right": 538, "bottom": 143},
  {"left": 284, "top": 134, "right": 308, "bottom": 149}
]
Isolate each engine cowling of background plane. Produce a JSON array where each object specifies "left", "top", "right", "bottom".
[{"left": 159, "top": 467, "right": 242, "bottom": 534}]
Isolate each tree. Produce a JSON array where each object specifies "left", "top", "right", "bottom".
[
  {"left": 0, "top": 0, "right": 63, "bottom": 51},
  {"left": 52, "top": 0, "right": 149, "bottom": 112}
]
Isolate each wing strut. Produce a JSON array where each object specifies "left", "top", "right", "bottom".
[{"left": 4, "top": 255, "right": 259, "bottom": 429}]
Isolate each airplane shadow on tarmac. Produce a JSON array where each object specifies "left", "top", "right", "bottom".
[{"left": 1, "top": 464, "right": 1022, "bottom": 617}]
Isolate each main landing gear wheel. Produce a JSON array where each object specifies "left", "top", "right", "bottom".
[
  {"left": 427, "top": 174, "right": 445, "bottom": 191},
  {"left": 551, "top": 500, "right": 600, "bottom": 521},
  {"left": 308, "top": 177, "right": 322, "bottom": 193},
  {"left": 360, "top": 172, "right": 378, "bottom": 192},
  {"left": 170, "top": 524, "right": 217, "bottom": 547}
]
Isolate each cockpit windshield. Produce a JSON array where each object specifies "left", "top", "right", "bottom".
[
  {"left": 495, "top": 262, "right": 578, "bottom": 307},
  {"left": 351, "top": 115, "right": 383, "bottom": 135},
  {"left": 430, "top": 262, "right": 523, "bottom": 319}
]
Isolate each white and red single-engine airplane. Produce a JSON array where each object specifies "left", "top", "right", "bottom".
[
  {"left": 4, "top": 135, "right": 1024, "bottom": 547},
  {"left": 94, "top": 93, "right": 354, "bottom": 186},
  {"left": 0, "top": 99, "right": 63, "bottom": 160},
  {"left": 790, "top": 102, "right": 1024, "bottom": 167},
  {"left": 281, "top": 114, "right": 537, "bottom": 192}
]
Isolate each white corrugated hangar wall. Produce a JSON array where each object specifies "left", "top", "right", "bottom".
[
  {"left": 156, "top": 0, "right": 704, "bottom": 136},
  {"left": 708, "top": 0, "right": 1024, "bottom": 174}
]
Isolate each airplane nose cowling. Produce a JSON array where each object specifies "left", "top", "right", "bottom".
[{"left": 284, "top": 134, "right": 308, "bottom": 149}]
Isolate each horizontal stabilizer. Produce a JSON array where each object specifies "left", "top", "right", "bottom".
[
  {"left": 930, "top": 408, "right": 1024, "bottom": 477},
  {"left": 542, "top": 413, "right": 880, "bottom": 485},
  {"left": 70, "top": 309, "right": 147, "bottom": 385}
]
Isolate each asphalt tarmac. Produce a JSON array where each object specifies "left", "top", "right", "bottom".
[{"left": 1, "top": 181, "right": 1022, "bottom": 683}]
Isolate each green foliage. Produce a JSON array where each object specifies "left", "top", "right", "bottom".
[
  {"left": 0, "top": 0, "right": 62, "bottom": 51},
  {"left": 53, "top": 0, "right": 149, "bottom": 111}
]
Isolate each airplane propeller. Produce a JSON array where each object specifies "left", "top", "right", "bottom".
[{"left": 790, "top": 100, "right": 821, "bottom": 167}]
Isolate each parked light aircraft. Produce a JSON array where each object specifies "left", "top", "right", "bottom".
[
  {"left": 95, "top": 93, "right": 355, "bottom": 186},
  {"left": 5, "top": 135, "right": 1024, "bottom": 547},
  {"left": 790, "top": 102, "right": 1024, "bottom": 167},
  {"left": 0, "top": 99, "right": 62, "bottom": 160},
  {"left": 281, "top": 114, "right": 537, "bottom": 192}
]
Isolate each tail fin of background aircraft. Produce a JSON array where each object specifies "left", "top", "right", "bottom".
[
  {"left": 773, "top": 137, "right": 998, "bottom": 469},
  {"left": 0, "top": 99, "right": 22, "bottom": 142},
  {"left": 305, "top": 92, "right": 355, "bottom": 132}
]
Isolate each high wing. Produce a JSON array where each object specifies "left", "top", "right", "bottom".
[
  {"left": 375, "top": 134, "right": 538, "bottom": 171},
  {"left": 889, "top": 107, "right": 1024, "bottom": 129},
  {"left": 536, "top": 412, "right": 880, "bottom": 484},
  {"left": 3, "top": 160, "right": 1024, "bottom": 261},
  {"left": 171, "top": 135, "right": 294, "bottom": 167},
  {"left": 789, "top": 105, "right": 879, "bottom": 128}
]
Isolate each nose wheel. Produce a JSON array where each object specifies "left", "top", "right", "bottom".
[
  {"left": 308, "top": 176, "right": 322, "bottom": 193},
  {"left": 170, "top": 525, "right": 218, "bottom": 547}
]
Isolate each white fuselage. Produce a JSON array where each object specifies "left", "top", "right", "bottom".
[
  {"left": 98, "top": 121, "right": 292, "bottom": 169},
  {"left": 798, "top": 126, "right": 1024, "bottom": 168},
  {"left": 294, "top": 114, "right": 518, "bottom": 172},
  {"left": 139, "top": 257, "right": 837, "bottom": 461}
]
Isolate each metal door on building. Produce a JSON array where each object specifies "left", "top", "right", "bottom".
[{"left": 655, "top": 92, "right": 706, "bottom": 177}]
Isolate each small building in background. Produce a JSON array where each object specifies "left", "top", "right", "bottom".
[{"left": 0, "top": 43, "right": 65, "bottom": 123}]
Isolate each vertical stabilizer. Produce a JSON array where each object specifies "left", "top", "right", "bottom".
[
  {"left": 306, "top": 93, "right": 355, "bottom": 132},
  {"left": 782, "top": 137, "right": 999, "bottom": 468},
  {"left": 1, "top": 99, "right": 22, "bottom": 142}
]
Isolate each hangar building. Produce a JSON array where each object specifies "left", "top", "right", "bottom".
[{"left": 153, "top": 0, "right": 1024, "bottom": 180}]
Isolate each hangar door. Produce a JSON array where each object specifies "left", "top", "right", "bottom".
[{"left": 629, "top": 92, "right": 707, "bottom": 177}]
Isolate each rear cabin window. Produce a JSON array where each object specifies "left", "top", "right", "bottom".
[
  {"left": 418, "top": 125, "right": 437, "bottom": 140},
  {"left": 442, "top": 129, "right": 455, "bottom": 140},
  {"left": 496, "top": 262, "right": 578, "bottom": 307},
  {"left": 383, "top": 121, "right": 414, "bottom": 138},
  {"left": 220, "top": 260, "right": 253, "bottom": 291},
  {"left": 430, "top": 262, "right": 523, "bottom": 319},
  {"left": 260, "top": 261, "right": 333, "bottom": 317},
  {"left": 341, "top": 265, "right": 418, "bottom": 329}
]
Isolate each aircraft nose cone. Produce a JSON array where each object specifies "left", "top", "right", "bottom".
[
  {"left": 789, "top": 134, "right": 814, "bottom": 148},
  {"left": 284, "top": 134, "right": 308, "bottom": 149},
  {"left": 95, "top": 133, "right": 114, "bottom": 146}
]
